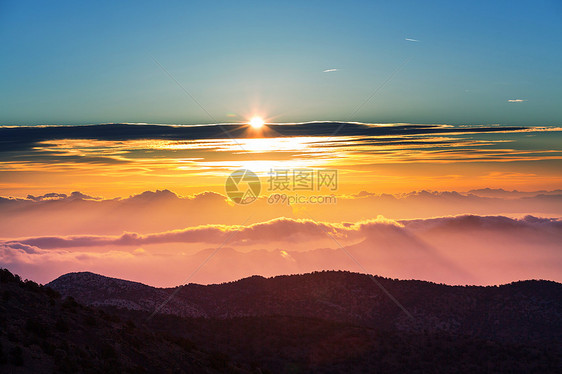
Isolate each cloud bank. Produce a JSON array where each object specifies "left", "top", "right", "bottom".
[
  {"left": 2, "top": 189, "right": 562, "bottom": 237},
  {"left": 2, "top": 214, "right": 560, "bottom": 287}
]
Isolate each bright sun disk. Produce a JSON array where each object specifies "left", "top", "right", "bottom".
[{"left": 249, "top": 117, "right": 265, "bottom": 129}]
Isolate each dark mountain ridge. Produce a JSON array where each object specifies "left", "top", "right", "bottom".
[
  {"left": 0, "top": 268, "right": 256, "bottom": 373},
  {"left": 3, "top": 268, "right": 561, "bottom": 373},
  {"left": 48, "top": 271, "right": 562, "bottom": 345}
]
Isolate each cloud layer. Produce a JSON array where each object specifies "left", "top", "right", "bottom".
[
  {"left": 2, "top": 214, "right": 560, "bottom": 287},
  {"left": 0, "top": 122, "right": 531, "bottom": 153},
  {"left": 2, "top": 189, "right": 562, "bottom": 237},
  {"left": 1, "top": 123, "right": 560, "bottom": 199}
]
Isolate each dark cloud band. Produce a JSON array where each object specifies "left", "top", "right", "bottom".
[{"left": 0, "top": 122, "right": 528, "bottom": 153}]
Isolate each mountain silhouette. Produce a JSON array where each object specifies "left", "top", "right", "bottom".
[
  {"left": 48, "top": 270, "right": 562, "bottom": 344},
  {"left": 0, "top": 268, "right": 255, "bottom": 373},
  {"left": 2, "top": 268, "right": 561, "bottom": 373}
]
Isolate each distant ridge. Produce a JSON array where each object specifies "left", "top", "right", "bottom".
[
  {"left": 49, "top": 271, "right": 206, "bottom": 317},
  {"left": 48, "top": 270, "right": 562, "bottom": 344}
]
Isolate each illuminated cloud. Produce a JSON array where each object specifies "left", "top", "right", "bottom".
[
  {"left": 323, "top": 68, "right": 339, "bottom": 73},
  {"left": 0, "top": 123, "right": 560, "bottom": 208},
  {"left": 508, "top": 99, "right": 526, "bottom": 102},
  {"left": 3, "top": 214, "right": 560, "bottom": 250},
  {"left": 2, "top": 189, "right": 562, "bottom": 238},
  {"left": 1, "top": 215, "right": 561, "bottom": 286},
  {"left": 26, "top": 191, "right": 101, "bottom": 202},
  {"left": 1, "top": 217, "right": 391, "bottom": 249},
  {"left": 405, "top": 38, "right": 420, "bottom": 42},
  {"left": 1, "top": 123, "right": 534, "bottom": 156}
]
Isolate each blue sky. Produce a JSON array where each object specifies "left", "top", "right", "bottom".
[{"left": 1, "top": 0, "right": 561, "bottom": 126}]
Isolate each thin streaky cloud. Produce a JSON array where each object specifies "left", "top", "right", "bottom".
[
  {"left": 405, "top": 38, "right": 420, "bottom": 42},
  {"left": 323, "top": 68, "right": 339, "bottom": 73},
  {"left": 508, "top": 99, "right": 527, "bottom": 103}
]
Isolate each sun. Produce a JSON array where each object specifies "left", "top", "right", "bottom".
[{"left": 249, "top": 117, "right": 265, "bottom": 129}]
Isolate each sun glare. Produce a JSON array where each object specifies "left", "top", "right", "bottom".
[{"left": 249, "top": 117, "right": 265, "bottom": 129}]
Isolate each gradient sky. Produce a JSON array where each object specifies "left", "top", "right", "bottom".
[{"left": 1, "top": 0, "right": 561, "bottom": 126}]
